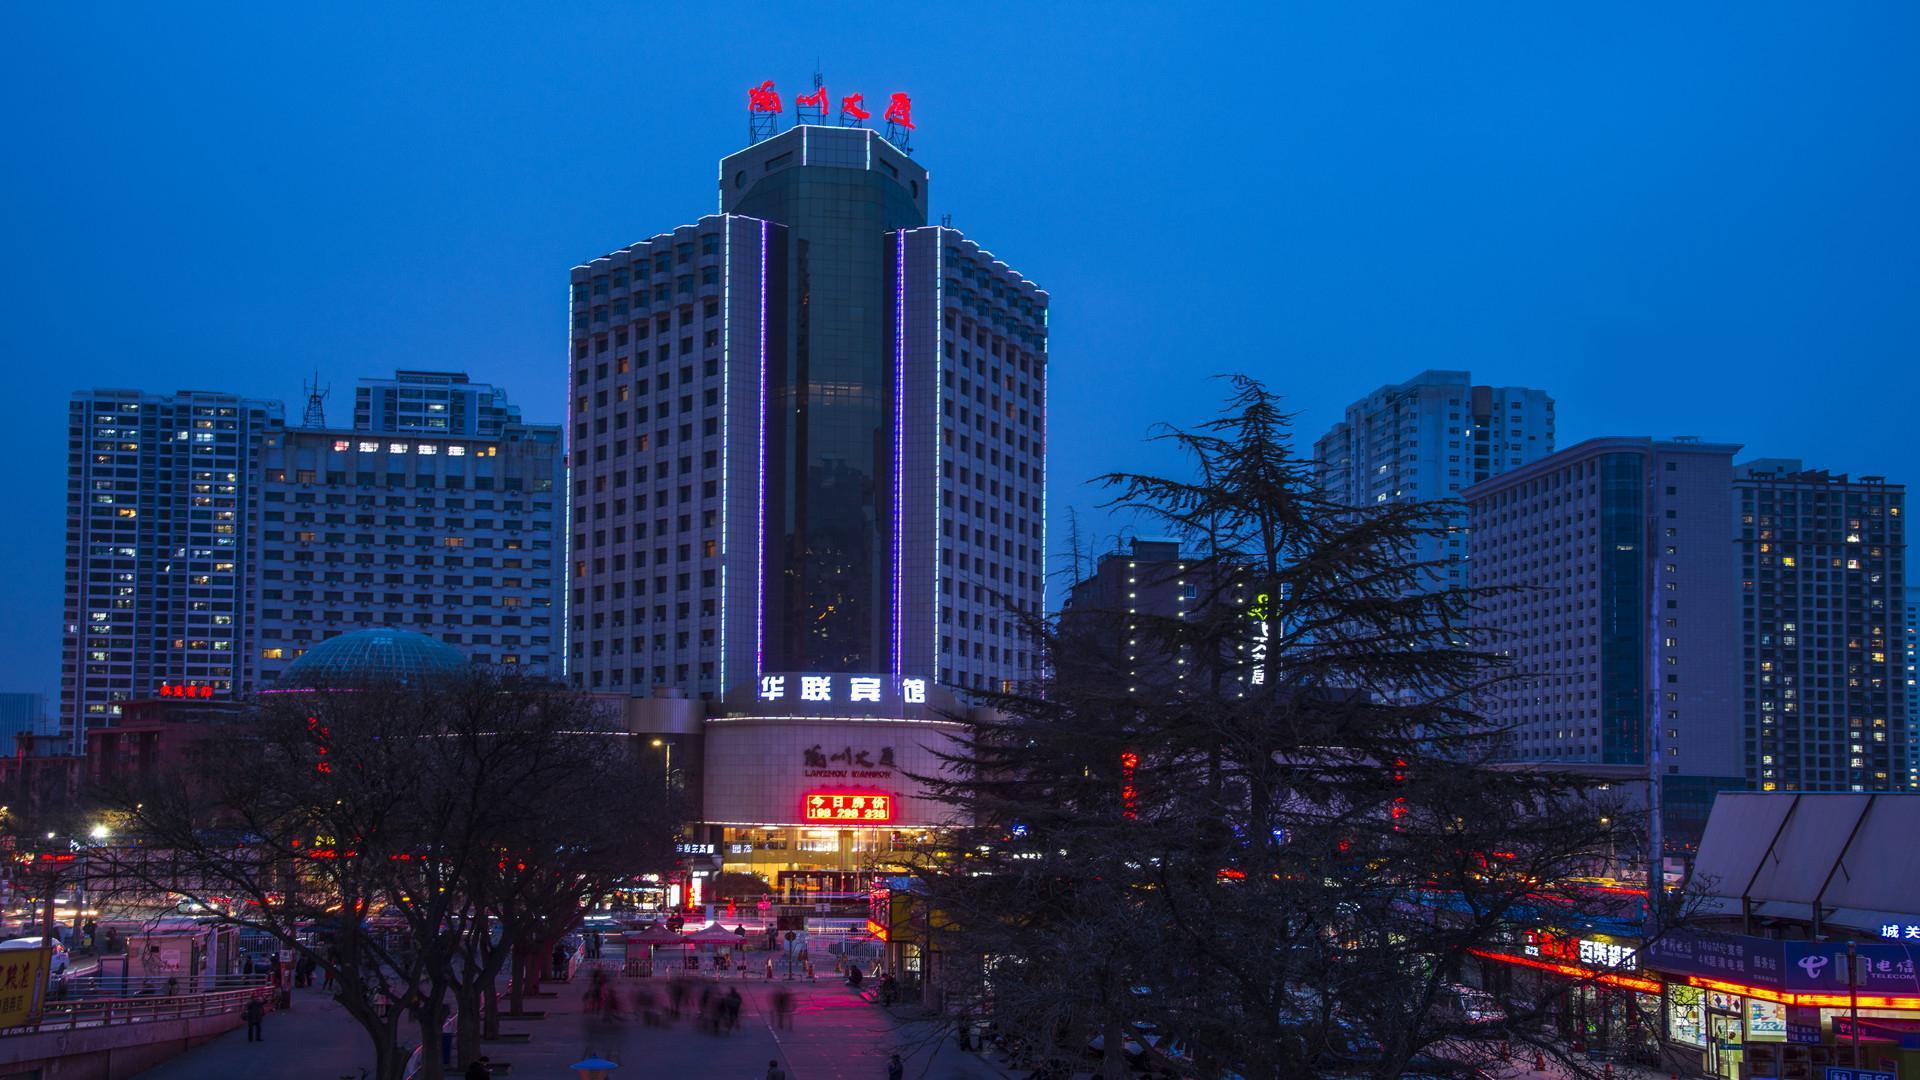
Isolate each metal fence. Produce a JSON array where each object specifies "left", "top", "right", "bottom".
[{"left": 2, "top": 985, "right": 270, "bottom": 1035}]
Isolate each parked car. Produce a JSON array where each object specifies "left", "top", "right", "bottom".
[{"left": 0, "top": 935, "right": 70, "bottom": 978}]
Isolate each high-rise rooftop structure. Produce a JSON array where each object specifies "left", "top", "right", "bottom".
[
  {"left": 62, "top": 389, "right": 283, "bottom": 748},
  {"left": 567, "top": 123, "right": 1048, "bottom": 700},
  {"left": 1733, "top": 460, "right": 1906, "bottom": 793},
  {"left": 1315, "top": 370, "right": 1553, "bottom": 590},
  {"left": 353, "top": 370, "right": 523, "bottom": 437}
]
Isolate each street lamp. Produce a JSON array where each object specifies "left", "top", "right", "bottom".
[{"left": 650, "top": 738, "right": 672, "bottom": 789}]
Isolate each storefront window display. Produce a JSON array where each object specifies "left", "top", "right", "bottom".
[
  {"left": 1746, "top": 998, "right": 1786, "bottom": 1039},
  {"left": 1670, "top": 985, "right": 1706, "bottom": 1048}
]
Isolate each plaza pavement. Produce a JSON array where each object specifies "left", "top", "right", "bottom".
[{"left": 132, "top": 957, "right": 1013, "bottom": 1079}]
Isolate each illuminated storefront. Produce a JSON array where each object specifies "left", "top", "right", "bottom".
[
  {"left": 1471, "top": 926, "right": 1663, "bottom": 1062},
  {"left": 1649, "top": 929, "right": 1920, "bottom": 1079},
  {"left": 625, "top": 673, "right": 976, "bottom": 895}
]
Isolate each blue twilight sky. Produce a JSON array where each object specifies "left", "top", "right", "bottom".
[{"left": 3, "top": 4, "right": 1917, "bottom": 702}]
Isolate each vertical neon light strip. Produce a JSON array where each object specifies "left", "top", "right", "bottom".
[
  {"left": 756, "top": 219, "right": 768, "bottom": 679},
  {"left": 891, "top": 229, "right": 906, "bottom": 677},
  {"left": 561, "top": 280, "right": 575, "bottom": 680},
  {"left": 932, "top": 231, "right": 944, "bottom": 678},
  {"left": 1040, "top": 299, "right": 1050, "bottom": 649},
  {"left": 719, "top": 218, "right": 731, "bottom": 692}
]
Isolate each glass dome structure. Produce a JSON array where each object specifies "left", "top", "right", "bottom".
[{"left": 279, "top": 627, "right": 470, "bottom": 688}]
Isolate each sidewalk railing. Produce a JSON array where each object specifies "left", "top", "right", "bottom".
[
  {"left": 59, "top": 972, "right": 270, "bottom": 1000},
  {"left": 0, "top": 985, "right": 271, "bottom": 1036}
]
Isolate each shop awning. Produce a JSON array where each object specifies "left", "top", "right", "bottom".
[{"left": 1688, "top": 793, "right": 1920, "bottom": 937}]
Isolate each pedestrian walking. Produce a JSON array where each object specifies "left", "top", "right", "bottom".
[
  {"left": 765, "top": 1059, "right": 786, "bottom": 1080},
  {"left": 772, "top": 987, "right": 794, "bottom": 1029},
  {"left": 724, "top": 986, "right": 742, "bottom": 1033},
  {"left": 243, "top": 996, "right": 265, "bottom": 1042},
  {"left": 887, "top": 1053, "right": 904, "bottom": 1080}
]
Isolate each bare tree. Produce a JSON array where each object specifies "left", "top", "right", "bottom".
[{"left": 94, "top": 669, "right": 672, "bottom": 1080}]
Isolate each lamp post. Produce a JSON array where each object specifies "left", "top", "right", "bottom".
[{"left": 650, "top": 738, "right": 672, "bottom": 790}]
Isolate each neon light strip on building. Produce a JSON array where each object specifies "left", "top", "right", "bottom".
[
  {"left": 932, "top": 230, "right": 944, "bottom": 677},
  {"left": 1468, "top": 949, "right": 1661, "bottom": 994},
  {"left": 756, "top": 219, "right": 769, "bottom": 679},
  {"left": 719, "top": 217, "right": 731, "bottom": 691}
]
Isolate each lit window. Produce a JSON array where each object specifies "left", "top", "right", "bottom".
[
  {"left": 359, "top": 441, "right": 380, "bottom": 453},
  {"left": 448, "top": 446, "right": 467, "bottom": 457}
]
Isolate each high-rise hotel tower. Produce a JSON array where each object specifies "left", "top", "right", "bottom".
[{"left": 567, "top": 124, "right": 1049, "bottom": 700}]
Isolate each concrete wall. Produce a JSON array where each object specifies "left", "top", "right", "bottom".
[{"left": 0, "top": 1008, "right": 242, "bottom": 1080}]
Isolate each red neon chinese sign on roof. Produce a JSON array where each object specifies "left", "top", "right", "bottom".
[
  {"left": 749, "top": 80, "right": 783, "bottom": 114},
  {"left": 803, "top": 792, "right": 893, "bottom": 824},
  {"left": 746, "top": 82, "right": 914, "bottom": 140},
  {"left": 883, "top": 92, "right": 914, "bottom": 129},
  {"left": 157, "top": 683, "right": 215, "bottom": 699}
]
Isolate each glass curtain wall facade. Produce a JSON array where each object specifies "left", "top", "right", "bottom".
[{"left": 725, "top": 127, "right": 926, "bottom": 674}]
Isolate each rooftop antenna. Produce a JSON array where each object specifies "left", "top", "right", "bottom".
[
  {"left": 301, "top": 371, "right": 329, "bottom": 428},
  {"left": 940, "top": 213, "right": 953, "bottom": 228},
  {"left": 796, "top": 66, "right": 829, "bottom": 126}
]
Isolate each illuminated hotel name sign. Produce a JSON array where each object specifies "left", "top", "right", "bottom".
[
  {"left": 156, "top": 683, "right": 216, "bottom": 699},
  {"left": 749, "top": 81, "right": 914, "bottom": 130},
  {"left": 803, "top": 792, "right": 894, "bottom": 824},
  {"left": 758, "top": 674, "right": 927, "bottom": 705}
]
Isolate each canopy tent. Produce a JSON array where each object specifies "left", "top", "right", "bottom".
[
  {"left": 620, "top": 925, "right": 689, "bottom": 975},
  {"left": 683, "top": 922, "right": 746, "bottom": 945}
]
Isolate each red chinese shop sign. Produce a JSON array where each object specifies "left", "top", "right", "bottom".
[{"left": 803, "top": 792, "right": 894, "bottom": 824}]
